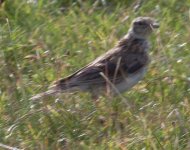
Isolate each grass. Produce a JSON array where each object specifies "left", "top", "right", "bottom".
[{"left": 0, "top": 0, "right": 190, "bottom": 149}]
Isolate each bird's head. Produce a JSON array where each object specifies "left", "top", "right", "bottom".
[{"left": 130, "top": 17, "right": 159, "bottom": 39}]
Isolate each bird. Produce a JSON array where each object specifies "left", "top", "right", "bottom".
[{"left": 30, "top": 17, "right": 159, "bottom": 101}]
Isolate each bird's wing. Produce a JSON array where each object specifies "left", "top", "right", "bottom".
[
  {"left": 52, "top": 36, "right": 149, "bottom": 89},
  {"left": 30, "top": 37, "right": 149, "bottom": 100},
  {"left": 53, "top": 52, "right": 147, "bottom": 89},
  {"left": 30, "top": 52, "right": 146, "bottom": 101}
]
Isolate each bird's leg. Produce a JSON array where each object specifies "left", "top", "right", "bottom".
[
  {"left": 91, "top": 93, "right": 100, "bottom": 107},
  {"left": 91, "top": 94, "right": 99, "bottom": 106}
]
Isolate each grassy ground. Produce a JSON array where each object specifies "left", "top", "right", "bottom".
[{"left": 0, "top": 0, "right": 190, "bottom": 149}]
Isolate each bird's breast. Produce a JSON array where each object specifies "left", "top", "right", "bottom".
[{"left": 114, "top": 67, "right": 147, "bottom": 93}]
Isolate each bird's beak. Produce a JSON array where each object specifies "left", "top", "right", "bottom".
[
  {"left": 149, "top": 22, "right": 159, "bottom": 31},
  {"left": 152, "top": 22, "right": 159, "bottom": 28}
]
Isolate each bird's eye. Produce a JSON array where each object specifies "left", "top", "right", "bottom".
[{"left": 135, "top": 21, "right": 145, "bottom": 25}]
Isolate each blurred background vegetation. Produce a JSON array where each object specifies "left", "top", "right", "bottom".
[{"left": 0, "top": 0, "right": 190, "bottom": 149}]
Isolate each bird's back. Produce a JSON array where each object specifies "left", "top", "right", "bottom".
[{"left": 50, "top": 34, "right": 150, "bottom": 95}]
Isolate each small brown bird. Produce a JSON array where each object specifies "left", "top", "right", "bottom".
[{"left": 30, "top": 17, "right": 159, "bottom": 100}]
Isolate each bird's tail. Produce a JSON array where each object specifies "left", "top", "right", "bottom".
[
  {"left": 29, "top": 89, "right": 59, "bottom": 101},
  {"left": 29, "top": 77, "right": 75, "bottom": 101}
]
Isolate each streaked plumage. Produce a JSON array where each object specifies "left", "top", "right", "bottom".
[{"left": 30, "top": 17, "right": 159, "bottom": 100}]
